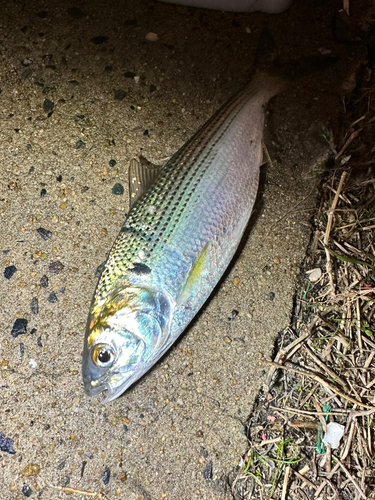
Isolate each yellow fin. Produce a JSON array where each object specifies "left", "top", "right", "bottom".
[{"left": 177, "top": 242, "right": 209, "bottom": 306}]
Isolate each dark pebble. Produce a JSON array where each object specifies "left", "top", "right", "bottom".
[
  {"left": 40, "top": 188, "right": 47, "bottom": 197},
  {"left": 20, "top": 343, "right": 25, "bottom": 356},
  {"left": 30, "top": 328, "right": 37, "bottom": 335},
  {"left": 56, "top": 174, "right": 62, "bottom": 182},
  {"left": 28, "top": 165, "right": 34, "bottom": 172},
  {"left": 47, "top": 292, "right": 58, "bottom": 303},
  {"left": 30, "top": 297, "right": 39, "bottom": 314},
  {"left": 4, "top": 265, "right": 17, "bottom": 279},
  {"left": 228, "top": 309, "right": 239, "bottom": 321},
  {"left": 150, "top": 84, "right": 157, "bottom": 92},
  {"left": 37, "top": 227, "right": 52, "bottom": 240},
  {"left": 203, "top": 460, "right": 213, "bottom": 479},
  {"left": 124, "top": 71, "right": 135, "bottom": 78},
  {"left": 69, "top": 80, "right": 79, "bottom": 85},
  {"left": 102, "top": 468, "right": 111, "bottom": 485},
  {"left": 22, "top": 485, "right": 32, "bottom": 497},
  {"left": 114, "top": 89, "right": 127, "bottom": 101},
  {"left": 109, "top": 159, "right": 116, "bottom": 167},
  {"left": 61, "top": 477, "right": 70, "bottom": 487},
  {"left": 48, "top": 260, "right": 64, "bottom": 274},
  {"left": 143, "top": 129, "right": 149, "bottom": 136},
  {"left": 268, "top": 292, "right": 275, "bottom": 301},
  {"left": 75, "top": 139, "right": 86, "bottom": 150},
  {"left": 57, "top": 460, "right": 66, "bottom": 470},
  {"left": 67, "top": 7, "right": 85, "bottom": 19},
  {"left": 40, "top": 274, "right": 49, "bottom": 287},
  {"left": 123, "top": 424, "right": 128, "bottom": 432},
  {"left": 11, "top": 318, "right": 28, "bottom": 338},
  {"left": 0, "top": 432, "right": 15, "bottom": 454},
  {"left": 59, "top": 286, "right": 65, "bottom": 294},
  {"left": 91, "top": 36, "right": 109, "bottom": 45},
  {"left": 37, "top": 336, "right": 43, "bottom": 347},
  {"left": 44, "top": 424, "right": 50, "bottom": 430},
  {"left": 112, "top": 183, "right": 124, "bottom": 195},
  {"left": 43, "top": 99, "right": 54, "bottom": 113},
  {"left": 139, "top": 413, "right": 144, "bottom": 419}
]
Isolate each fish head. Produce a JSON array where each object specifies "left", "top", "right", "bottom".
[{"left": 82, "top": 284, "right": 173, "bottom": 403}]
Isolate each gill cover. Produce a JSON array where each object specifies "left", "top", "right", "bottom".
[{"left": 82, "top": 285, "right": 174, "bottom": 402}]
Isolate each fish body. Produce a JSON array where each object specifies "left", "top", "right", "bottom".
[{"left": 82, "top": 72, "right": 285, "bottom": 402}]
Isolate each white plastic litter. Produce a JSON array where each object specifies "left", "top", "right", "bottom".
[
  {"left": 322, "top": 422, "right": 345, "bottom": 450},
  {"left": 306, "top": 268, "right": 322, "bottom": 282},
  {"left": 159, "top": 0, "right": 292, "bottom": 13}
]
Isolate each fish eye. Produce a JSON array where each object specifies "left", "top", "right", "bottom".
[{"left": 92, "top": 344, "right": 116, "bottom": 368}]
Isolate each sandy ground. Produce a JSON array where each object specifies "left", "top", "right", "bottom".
[{"left": 0, "top": 0, "right": 369, "bottom": 499}]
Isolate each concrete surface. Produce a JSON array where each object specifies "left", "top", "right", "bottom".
[{"left": 0, "top": 0, "right": 368, "bottom": 499}]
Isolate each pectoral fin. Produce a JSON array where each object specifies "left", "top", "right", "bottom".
[
  {"left": 177, "top": 242, "right": 209, "bottom": 306},
  {"left": 128, "top": 156, "right": 162, "bottom": 209}
]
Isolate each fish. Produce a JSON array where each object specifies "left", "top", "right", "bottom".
[{"left": 82, "top": 56, "right": 334, "bottom": 403}]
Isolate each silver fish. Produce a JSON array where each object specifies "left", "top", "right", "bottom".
[{"left": 82, "top": 63, "right": 314, "bottom": 401}]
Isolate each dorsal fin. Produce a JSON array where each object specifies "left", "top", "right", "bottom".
[{"left": 128, "top": 156, "right": 161, "bottom": 209}]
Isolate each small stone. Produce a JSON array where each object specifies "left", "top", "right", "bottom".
[
  {"left": 91, "top": 36, "right": 108, "bottom": 45},
  {"left": 30, "top": 328, "right": 37, "bottom": 335},
  {"left": 109, "top": 159, "right": 116, "bottom": 167},
  {"left": 274, "top": 256, "right": 280, "bottom": 264},
  {"left": 57, "top": 460, "right": 66, "bottom": 470},
  {"left": 119, "top": 471, "right": 127, "bottom": 482},
  {"left": 145, "top": 32, "right": 158, "bottom": 42},
  {"left": 37, "top": 227, "right": 52, "bottom": 240},
  {"left": 47, "top": 292, "right": 58, "bottom": 303},
  {"left": 48, "top": 260, "right": 64, "bottom": 274},
  {"left": 102, "top": 468, "right": 111, "bottom": 485},
  {"left": 124, "top": 71, "right": 135, "bottom": 78},
  {"left": 37, "top": 337, "right": 43, "bottom": 347},
  {"left": 22, "top": 485, "right": 32, "bottom": 497},
  {"left": 228, "top": 309, "right": 238, "bottom": 321},
  {"left": 4, "top": 265, "right": 17, "bottom": 279},
  {"left": 20, "top": 343, "right": 25, "bottom": 356},
  {"left": 21, "top": 464, "right": 40, "bottom": 477},
  {"left": 61, "top": 477, "right": 70, "bottom": 487},
  {"left": 307, "top": 268, "right": 322, "bottom": 282},
  {"left": 30, "top": 297, "right": 39, "bottom": 314},
  {"left": 56, "top": 174, "right": 62, "bottom": 182},
  {"left": 11, "top": 318, "right": 28, "bottom": 337},
  {"left": 268, "top": 292, "right": 275, "bottom": 301},
  {"left": 150, "top": 84, "right": 157, "bottom": 92},
  {"left": 224, "top": 336, "right": 231, "bottom": 344},
  {"left": 75, "top": 139, "right": 86, "bottom": 150},
  {"left": 112, "top": 183, "right": 124, "bottom": 195},
  {"left": 233, "top": 276, "right": 240, "bottom": 286},
  {"left": 43, "top": 99, "right": 54, "bottom": 113},
  {"left": 51, "top": 215, "right": 59, "bottom": 223},
  {"left": 22, "top": 59, "right": 32, "bottom": 66},
  {"left": 40, "top": 274, "right": 49, "bottom": 287},
  {"left": 203, "top": 460, "right": 213, "bottom": 480},
  {"left": 40, "top": 188, "right": 47, "bottom": 197},
  {"left": 59, "top": 202, "right": 67, "bottom": 209},
  {"left": 0, "top": 432, "right": 15, "bottom": 454},
  {"left": 81, "top": 185, "right": 89, "bottom": 193},
  {"left": 95, "top": 261, "right": 105, "bottom": 278},
  {"left": 114, "top": 90, "right": 127, "bottom": 101}
]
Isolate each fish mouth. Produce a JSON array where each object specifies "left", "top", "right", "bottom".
[{"left": 101, "top": 367, "right": 142, "bottom": 404}]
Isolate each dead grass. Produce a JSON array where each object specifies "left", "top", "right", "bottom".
[{"left": 231, "top": 19, "right": 375, "bottom": 500}]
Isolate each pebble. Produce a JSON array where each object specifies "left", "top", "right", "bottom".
[
  {"left": 11, "top": 318, "right": 28, "bottom": 337},
  {"left": 30, "top": 297, "right": 39, "bottom": 314},
  {"left": 57, "top": 460, "right": 66, "bottom": 470},
  {"left": 228, "top": 309, "right": 238, "bottom": 321},
  {"left": 91, "top": 36, "right": 109, "bottom": 45},
  {"left": 102, "top": 468, "right": 111, "bottom": 485},
  {"left": 20, "top": 343, "right": 25, "bottom": 356},
  {"left": 268, "top": 292, "right": 275, "bottom": 301},
  {"left": 40, "top": 188, "right": 47, "bottom": 197},
  {"left": 145, "top": 32, "right": 158, "bottom": 42},
  {"left": 114, "top": 90, "right": 127, "bottom": 101},
  {"left": 61, "top": 477, "right": 70, "bottom": 487},
  {"left": 4, "top": 265, "right": 17, "bottom": 279},
  {"left": 56, "top": 174, "right": 62, "bottom": 182},
  {"left": 75, "top": 140, "right": 86, "bottom": 150},
  {"left": 48, "top": 260, "right": 64, "bottom": 274},
  {"left": 40, "top": 274, "right": 49, "bottom": 287},
  {"left": 95, "top": 261, "right": 105, "bottom": 278},
  {"left": 47, "top": 292, "right": 58, "bottom": 303},
  {"left": 274, "top": 256, "right": 280, "bottom": 264},
  {"left": 22, "top": 485, "right": 32, "bottom": 497},
  {"left": 233, "top": 276, "right": 240, "bottom": 286},
  {"left": 43, "top": 99, "right": 54, "bottom": 113},
  {"left": 109, "top": 159, "right": 116, "bottom": 167},
  {"left": 307, "top": 268, "right": 322, "bottom": 282},
  {"left": 112, "top": 183, "right": 124, "bottom": 195},
  {"left": 22, "top": 59, "right": 33, "bottom": 66},
  {"left": 21, "top": 464, "right": 40, "bottom": 477},
  {"left": 124, "top": 71, "right": 135, "bottom": 78},
  {"left": 0, "top": 432, "right": 15, "bottom": 454},
  {"left": 37, "top": 337, "right": 43, "bottom": 347},
  {"left": 37, "top": 227, "right": 52, "bottom": 240},
  {"left": 203, "top": 460, "right": 213, "bottom": 479}
]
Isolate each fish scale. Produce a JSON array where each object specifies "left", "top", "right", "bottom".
[{"left": 83, "top": 72, "right": 286, "bottom": 402}]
